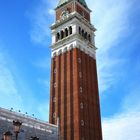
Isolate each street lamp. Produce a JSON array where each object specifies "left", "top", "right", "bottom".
[
  {"left": 3, "top": 131, "right": 12, "bottom": 140},
  {"left": 30, "top": 136, "right": 39, "bottom": 140},
  {"left": 13, "top": 120, "right": 22, "bottom": 140}
]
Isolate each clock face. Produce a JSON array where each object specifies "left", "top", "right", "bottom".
[{"left": 61, "top": 10, "right": 69, "bottom": 19}]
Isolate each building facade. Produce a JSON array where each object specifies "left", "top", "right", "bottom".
[
  {"left": 49, "top": 0, "right": 102, "bottom": 140},
  {"left": 0, "top": 107, "right": 58, "bottom": 140}
]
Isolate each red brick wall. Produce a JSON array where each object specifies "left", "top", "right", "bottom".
[
  {"left": 56, "top": 2, "right": 90, "bottom": 22},
  {"left": 56, "top": 2, "right": 75, "bottom": 21},
  {"left": 76, "top": 4, "right": 90, "bottom": 21},
  {"left": 49, "top": 48, "right": 102, "bottom": 140}
]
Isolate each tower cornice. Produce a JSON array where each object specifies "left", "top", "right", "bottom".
[{"left": 50, "top": 33, "right": 97, "bottom": 59}]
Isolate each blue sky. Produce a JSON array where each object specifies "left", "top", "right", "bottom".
[{"left": 0, "top": 0, "right": 140, "bottom": 139}]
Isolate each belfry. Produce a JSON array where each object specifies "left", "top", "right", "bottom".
[{"left": 49, "top": 0, "right": 103, "bottom": 140}]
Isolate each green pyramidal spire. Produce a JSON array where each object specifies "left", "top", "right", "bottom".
[{"left": 57, "top": 0, "right": 88, "bottom": 8}]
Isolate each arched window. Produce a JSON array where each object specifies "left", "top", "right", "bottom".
[
  {"left": 84, "top": 32, "right": 87, "bottom": 39},
  {"left": 58, "top": 49, "right": 62, "bottom": 55},
  {"left": 65, "top": 28, "right": 68, "bottom": 37},
  {"left": 80, "top": 102, "right": 84, "bottom": 109},
  {"left": 56, "top": 32, "right": 60, "bottom": 42},
  {"left": 78, "top": 58, "right": 81, "bottom": 63},
  {"left": 69, "top": 44, "right": 73, "bottom": 50},
  {"left": 81, "top": 137, "right": 85, "bottom": 140},
  {"left": 54, "top": 68, "right": 57, "bottom": 74},
  {"left": 81, "top": 120, "right": 85, "bottom": 126},
  {"left": 69, "top": 26, "right": 72, "bottom": 35},
  {"left": 79, "top": 27, "right": 81, "bottom": 34},
  {"left": 53, "top": 112, "right": 56, "bottom": 118},
  {"left": 64, "top": 47, "right": 67, "bottom": 52},
  {"left": 61, "top": 30, "right": 64, "bottom": 39},
  {"left": 79, "top": 72, "right": 82, "bottom": 78},
  {"left": 53, "top": 52, "right": 56, "bottom": 57},
  {"left": 82, "top": 29, "right": 84, "bottom": 37},
  {"left": 54, "top": 82, "right": 56, "bottom": 88},
  {"left": 53, "top": 97, "right": 56, "bottom": 102},
  {"left": 80, "top": 87, "right": 83, "bottom": 93},
  {"left": 88, "top": 34, "right": 91, "bottom": 42}
]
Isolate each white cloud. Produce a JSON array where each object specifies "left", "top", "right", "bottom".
[
  {"left": 0, "top": 45, "right": 44, "bottom": 116},
  {"left": 48, "top": 9, "right": 55, "bottom": 15},
  {"left": 102, "top": 111, "right": 140, "bottom": 140},
  {"left": 90, "top": 0, "right": 130, "bottom": 50},
  {"left": 102, "top": 79, "right": 140, "bottom": 140},
  {"left": 27, "top": 0, "right": 57, "bottom": 45},
  {"left": 0, "top": 50, "right": 23, "bottom": 110}
]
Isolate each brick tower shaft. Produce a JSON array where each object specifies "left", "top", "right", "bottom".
[{"left": 49, "top": 0, "right": 102, "bottom": 140}]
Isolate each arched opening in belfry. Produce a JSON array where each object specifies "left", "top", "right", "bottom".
[
  {"left": 56, "top": 32, "right": 60, "bottom": 41},
  {"left": 61, "top": 30, "right": 64, "bottom": 39},
  {"left": 79, "top": 27, "right": 81, "bottom": 35},
  {"left": 88, "top": 34, "right": 91, "bottom": 42},
  {"left": 84, "top": 32, "right": 87, "bottom": 39},
  {"left": 82, "top": 29, "right": 84, "bottom": 37},
  {"left": 65, "top": 28, "right": 69, "bottom": 37},
  {"left": 69, "top": 26, "right": 72, "bottom": 35}
]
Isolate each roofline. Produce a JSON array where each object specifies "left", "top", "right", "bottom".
[{"left": 0, "top": 107, "right": 58, "bottom": 128}]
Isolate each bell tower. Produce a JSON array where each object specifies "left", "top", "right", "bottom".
[{"left": 49, "top": 0, "right": 102, "bottom": 140}]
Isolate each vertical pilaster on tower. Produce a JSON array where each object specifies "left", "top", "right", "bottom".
[{"left": 49, "top": 0, "right": 102, "bottom": 140}]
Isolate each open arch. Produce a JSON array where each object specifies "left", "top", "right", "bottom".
[
  {"left": 58, "top": 49, "right": 62, "bottom": 55},
  {"left": 84, "top": 32, "right": 87, "bottom": 39},
  {"left": 65, "top": 28, "right": 68, "bottom": 37},
  {"left": 88, "top": 34, "right": 91, "bottom": 42},
  {"left": 56, "top": 32, "right": 60, "bottom": 42},
  {"left": 82, "top": 29, "right": 84, "bottom": 37},
  {"left": 79, "top": 27, "right": 81, "bottom": 35},
  {"left": 63, "top": 47, "right": 67, "bottom": 52},
  {"left": 69, "top": 26, "right": 72, "bottom": 35},
  {"left": 53, "top": 52, "right": 56, "bottom": 57},
  {"left": 61, "top": 30, "right": 64, "bottom": 39},
  {"left": 69, "top": 44, "right": 73, "bottom": 50}
]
